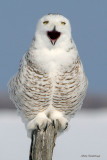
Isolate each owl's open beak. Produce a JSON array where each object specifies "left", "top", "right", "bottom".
[{"left": 47, "top": 26, "right": 61, "bottom": 45}]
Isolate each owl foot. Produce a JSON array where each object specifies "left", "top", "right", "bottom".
[
  {"left": 52, "top": 118, "right": 68, "bottom": 131},
  {"left": 50, "top": 111, "right": 68, "bottom": 131},
  {"left": 27, "top": 113, "right": 51, "bottom": 131}
]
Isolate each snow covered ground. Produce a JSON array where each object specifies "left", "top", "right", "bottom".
[{"left": 0, "top": 109, "right": 107, "bottom": 160}]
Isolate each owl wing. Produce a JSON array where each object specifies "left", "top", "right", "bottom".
[
  {"left": 53, "top": 55, "right": 88, "bottom": 116},
  {"left": 8, "top": 53, "right": 52, "bottom": 120}
]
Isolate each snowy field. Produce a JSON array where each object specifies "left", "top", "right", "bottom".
[{"left": 0, "top": 109, "right": 107, "bottom": 160}]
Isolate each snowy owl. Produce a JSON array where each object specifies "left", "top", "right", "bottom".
[{"left": 8, "top": 14, "right": 88, "bottom": 135}]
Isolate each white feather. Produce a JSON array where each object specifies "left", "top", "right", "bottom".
[{"left": 8, "top": 14, "right": 88, "bottom": 137}]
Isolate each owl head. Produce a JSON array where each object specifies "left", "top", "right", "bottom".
[{"left": 34, "top": 14, "right": 72, "bottom": 49}]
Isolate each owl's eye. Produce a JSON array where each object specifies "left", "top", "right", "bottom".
[
  {"left": 61, "top": 22, "right": 66, "bottom": 25},
  {"left": 43, "top": 21, "right": 49, "bottom": 24}
]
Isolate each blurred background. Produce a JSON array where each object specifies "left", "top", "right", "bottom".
[{"left": 0, "top": 0, "right": 107, "bottom": 160}]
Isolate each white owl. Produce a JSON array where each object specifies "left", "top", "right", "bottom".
[{"left": 8, "top": 14, "right": 88, "bottom": 136}]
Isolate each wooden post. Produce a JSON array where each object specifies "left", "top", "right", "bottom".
[{"left": 29, "top": 122, "right": 59, "bottom": 160}]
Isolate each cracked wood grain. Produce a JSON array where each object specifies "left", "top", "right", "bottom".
[{"left": 29, "top": 122, "right": 59, "bottom": 160}]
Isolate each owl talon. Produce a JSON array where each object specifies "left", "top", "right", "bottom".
[
  {"left": 52, "top": 120, "right": 56, "bottom": 128},
  {"left": 37, "top": 124, "right": 40, "bottom": 131},
  {"left": 43, "top": 123, "right": 48, "bottom": 131},
  {"left": 64, "top": 122, "right": 68, "bottom": 130}
]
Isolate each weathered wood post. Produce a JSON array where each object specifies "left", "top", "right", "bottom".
[{"left": 29, "top": 122, "right": 59, "bottom": 160}]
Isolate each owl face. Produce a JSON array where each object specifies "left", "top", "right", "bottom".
[{"left": 35, "top": 14, "right": 72, "bottom": 48}]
